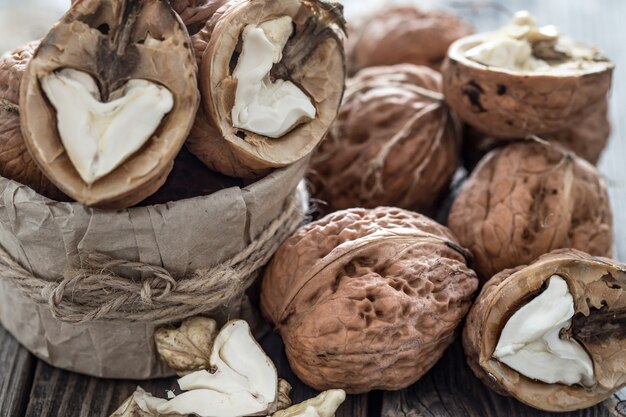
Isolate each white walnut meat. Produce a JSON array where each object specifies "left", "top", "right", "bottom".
[
  {"left": 0, "top": 42, "right": 68, "bottom": 201},
  {"left": 260, "top": 207, "right": 478, "bottom": 393},
  {"left": 346, "top": 6, "right": 473, "bottom": 75},
  {"left": 448, "top": 140, "right": 612, "bottom": 282},
  {"left": 20, "top": 0, "right": 200, "bottom": 209},
  {"left": 187, "top": 0, "right": 346, "bottom": 178},
  {"left": 464, "top": 249, "right": 626, "bottom": 412},
  {"left": 443, "top": 13, "right": 613, "bottom": 138},
  {"left": 272, "top": 390, "right": 345, "bottom": 417},
  {"left": 309, "top": 64, "right": 461, "bottom": 215},
  {"left": 462, "top": 97, "right": 610, "bottom": 169}
]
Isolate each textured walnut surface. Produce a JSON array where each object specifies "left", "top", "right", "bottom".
[
  {"left": 448, "top": 140, "right": 612, "bottom": 282},
  {"left": 347, "top": 6, "right": 472, "bottom": 75},
  {"left": 261, "top": 207, "right": 478, "bottom": 393},
  {"left": 310, "top": 64, "right": 460, "bottom": 215},
  {"left": 463, "top": 249, "right": 626, "bottom": 412},
  {"left": 0, "top": 42, "right": 68, "bottom": 201},
  {"left": 443, "top": 34, "right": 614, "bottom": 139}
]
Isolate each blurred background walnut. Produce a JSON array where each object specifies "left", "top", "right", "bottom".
[
  {"left": 346, "top": 5, "right": 472, "bottom": 75},
  {"left": 309, "top": 64, "right": 461, "bottom": 216}
]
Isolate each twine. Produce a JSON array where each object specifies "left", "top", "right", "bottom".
[{"left": 0, "top": 186, "right": 307, "bottom": 325}]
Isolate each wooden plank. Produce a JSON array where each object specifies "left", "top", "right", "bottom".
[
  {"left": 378, "top": 0, "right": 626, "bottom": 416},
  {"left": 0, "top": 326, "right": 35, "bottom": 417},
  {"left": 22, "top": 330, "right": 369, "bottom": 417}
]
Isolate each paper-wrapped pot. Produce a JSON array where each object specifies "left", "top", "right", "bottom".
[{"left": 0, "top": 160, "right": 308, "bottom": 379}]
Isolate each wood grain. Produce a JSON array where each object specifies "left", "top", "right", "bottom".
[{"left": 0, "top": 326, "right": 35, "bottom": 417}]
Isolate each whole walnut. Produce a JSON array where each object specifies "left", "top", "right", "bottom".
[
  {"left": 347, "top": 6, "right": 473, "bottom": 75},
  {"left": 310, "top": 64, "right": 461, "bottom": 216},
  {"left": 448, "top": 140, "right": 612, "bottom": 282},
  {"left": 261, "top": 207, "right": 478, "bottom": 393},
  {"left": 462, "top": 98, "right": 611, "bottom": 170},
  {"left": 0, "top": 42, "right": 68, "bottom": 201}
]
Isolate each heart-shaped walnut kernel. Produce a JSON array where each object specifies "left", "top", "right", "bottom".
[{"left": 20, "top": 0, "right": 199, "bottom": 208}]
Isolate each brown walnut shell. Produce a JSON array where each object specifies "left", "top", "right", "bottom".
[
  {"left": 20, "top": 0, "right": 200, "bottom": 209},
  {"left": 464, "top": 249, "right": 626, "bottom": 412},
  {"left": 0, "top": 42, "right": 68, "bottom": 201},
  {"left": 170, "top": 0, "right": 228, "bottom": 33},
  {"left": 309, "top": 64, "right": 460, "bottom": 215},
  {"left": 443, "top": 33, "right": 614, "bottom": 139},
  {"left": 187, "top": 0, "right": 346, "bottom": 178},
  {"left": 463, "top": 98, "right": 611, "bottom": 170},
  {"left": 346, "top": 6, "right": 472, "bottom": 75},
  {"left": 448, "top": 140, "right": 612, "bottom": 282},
  {"left": 260, "top": 207, "right": 478, "bottom": 393}
]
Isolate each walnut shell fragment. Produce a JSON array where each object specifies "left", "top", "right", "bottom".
[
  {"left": 261, "top": 207, "right": 478, "bottom": 393},
  {"left": 187, "top": 0, "right": 346, "bottom": 178},
  {"left": 310, "top": 64, "right": 460, "bottom": 215},
  {"left": 20, "top": 0, "right": 200, "bottom": 209},
  {"left": 0, "top": 42, "right": 68, "bottom": 201},
  {"left": 443, "top": 33, "right": 613, "bottom": 138},
  {"left": 448, "top": 140, "right": 612, "bottom": 282},
  {"left": 346, "top": 6, "right": 472, "bottom": 75},
  {"left": 464, "top": 249, "right": 626, "bottom": 412}
]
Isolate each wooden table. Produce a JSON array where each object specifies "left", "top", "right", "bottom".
[{"left": 1, "top": 0, "right": 626, "bottom": 416}]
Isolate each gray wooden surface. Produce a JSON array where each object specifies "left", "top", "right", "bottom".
[{"left": 0, "top": 0, "right": 625, "bottom": 416}]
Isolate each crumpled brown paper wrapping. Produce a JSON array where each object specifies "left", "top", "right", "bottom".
[{"left": 0, "top": 159, "right": 307, "bottom": 379}]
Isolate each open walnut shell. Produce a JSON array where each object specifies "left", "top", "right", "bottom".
[
  {"left": 261, "top": 207, "right": 478, "bottom": 393},
  {"left": 347, "top": 6, "right": 472, "bottom": 75},
  {"left": 463, "top": 98, "right": 611, "bottom": 169},
  {"left": 443, "top": 33, "right": 613, "bottom": 139},
  {"left": 448, "top": 140, "right": 612, "bottom": 282},
  {"left": 20, "top": 0, "right": 199, "bottom": 209},
  {"left": 464, "top": 249, "right": 626, "bottom": 412},
  {"left": 0, "top": 42, "right": 68, "bottom": 201},
  {"left": 310, "top": 64, "right": 460, "bottom": 215},
  {"left": 187, "top": 0, "right": 346, "bottom": 178}
]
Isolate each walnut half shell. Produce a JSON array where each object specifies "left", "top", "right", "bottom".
[
  {"left": 261, "top": 207, "right": 478, "bottom": 393},
  {"left": 464, "top": 249, "right": 626, "bottom": 412},
  {"left": 187, "top": 0, "right": 346, "bottom": 178},
  {"left": 20, "top": 0, "right": 200, "bottom": 208}
]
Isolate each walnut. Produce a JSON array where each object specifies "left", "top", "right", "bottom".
[
  {"left": 260, "top": 207, "right": 478, "bottom": 393},
  {"left": 463, "top": 98, "right": 610, "bottom": 169},
  {"left": 346, "top": 6, "right": 473, "bottom": 75},
  {"left": 0, "top": 42, "right": 68, "bottom": 201},
  {"left": 448, "top": 140, "right": 612, "bottom": 282},
  {"left": 186, "top": 0, "right": 346, "bottom": 178},
  {"left": 464, "top": 249, "right": 626, "bottom": 412},
  {"left": 443, "top": 14, "right": 613, "bottom": 138},
  {"left": 170, "top": 0, "right": 228, "bottom": 33},
  {"left": 20, "top": 0, "right": 200, "bottom": 209},
  {"left": 309, "top": 64, "right": 460, "bottom": 215}
]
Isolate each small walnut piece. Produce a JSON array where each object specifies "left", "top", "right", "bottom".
[
  {"left": 464, "top": 250, "right": 626, "bottom": 412},
  {"left": 443, "top": 11, "right": 613, "bottom": 138},
  {"left": 187, "top": 0, "right": 346, "bottom": 178},
  {"left": 261, "top": 207, "right": 478, "bottom": 393},
  {"left": 154, "top": 320, "right": 279, "bottom": 417},
  {"left": 310, "top": 64, "right": 460, "bottom": 215},
  {"left": 493, "top": 275, "right": 594, "bottom": 386},
  {"left": 272, "top": 390, "right": 346, "bottom": 417},
  {"left": 20, "top": 0, "right": 199, "bottom": 208},
  {"left": 448, "top": 140, "right": 612, "bottom": 282},
  {"left": 154, "top": 316, "right": 218, "bottom": 375},
  {"left": 110, "top": 387, "right": 173, "bottom": 417},
  {"left": 347, "top": 6, "right": 472, "bottom": 74}
]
